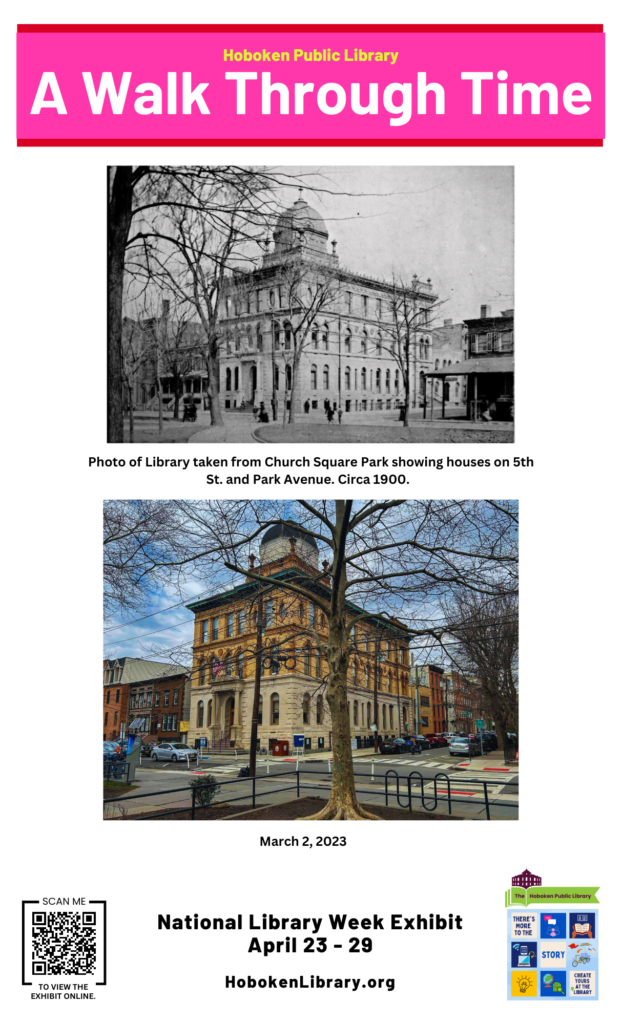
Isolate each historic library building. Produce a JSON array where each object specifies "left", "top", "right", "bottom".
[
  {"left": 186, "top": 523, "right": 413, "bottom": 752},
  {"left": 217, "top": 194, "right": 441, "bottom": 416}
]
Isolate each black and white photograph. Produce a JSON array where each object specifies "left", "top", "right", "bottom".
[{"left": 108, "top": 165, "right": 514, "bottom": 444}]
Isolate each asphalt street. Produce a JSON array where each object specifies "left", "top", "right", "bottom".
[{"left": 105, "top": 750, "right": 518, "bottom": 820}]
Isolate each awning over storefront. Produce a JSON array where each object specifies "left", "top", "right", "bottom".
[{"left": 425, "top": 356, "right": 514, "bottom": 377}]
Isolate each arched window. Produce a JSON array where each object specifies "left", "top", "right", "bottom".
[
  {"left": 257, "top": 325, "right": 263, "bottom": 351},
  {"left": 323, "top": 365, "right": 329, "bottom": 390},
  {"left": 303, "top": 647, "right": 311, "bottom": 675},
  {"left": 311, "top": 364, "right": 317, "bottom": 390},
  {"left": 322, "top": 324, "right": 329, "bottom": 350},
  {"left": 394, "top": 369, "right": 399, "bottom": 392},
  {"left": 298, "top": 602, "right": 305, "bottom": 621},
  {"left": 207, "top": 700, "right": 212, "bottom": 727},
  {"left": 419, "top": 370, "right": 425, "bottom": 393},
  {"left": 361, "top": 368, "right": 367, "bottom": 390},
  {"left": 302, "top": 693, "right": 310, "bottom": 724},
  {"left": 257, "top": 694, "right": 263, "bottom": 725},
  {"left": 237, "top": 651, "right": 244, "bottom": 677},
  {"left": 442, "top": 359, "right": 447, "bottom": 368},
  {"left": 386, "top": 368, "right": 391, "bottom": 393},
  {"left": 271, "top": 693, "right": 279, "bottom": 725},
  {"left": 376, "top": 368, "right": 381, "bottom": 392},
  {"left": 448, "top": 359, "right": 452, "bottom": 367},
  {"left": 344, "top": 366, "right": 351, "bottom": 390},
  {"left": 199, "top": 660, "right": 206, "bottom": 687},
  {"left": 269, "top": 289, "right": 275, "bottom": 307},
  {"left": 273, "top": 323, "right": 281, "bottom": 350},
  {"left": 234, "top": 366, "right": 239, "bottom": 391},
  {"left": 353, "top": 701, "right": 358, "bottom": 725},
  {"left": 435, "top": 359, "right": 439, "bottom": 370},
  {"left": 286, "top": 363, "right": 292, "bottom": 390},
  {"left": 389, "top": 705, "right": 394, "bottom": 730},
  {"left": 361, "top": 339, "right": 367, "bottom": 356},
  {"left": 376, "top": 334, "right": 382, "bottom": 355},
  {"left": 197, "top": 701, "right": 204, "bottom": 727},
  {"left": 312, "top": 324, "right": 319, "bottom": 349},
  {"left": 224, "top": 653, "right": 232, "bottom": 676},
  {"left": 266, "top": 599, "right": 274, "bottom": 626},
  {"left": 226, "top": 340, "right": 232, "bottom": 356},
  {"left": 279, "top": 602, "right": 286, "bottom": 620},
  {"left": 344, "top": 329, "right": 352, "bottom": 353},
  {"left": 316, "top": 694, "right": 323, "bottom": 724},
  {"left": 235, "top": 334, "right": 241, "bottom": 352},
  {"left": 225, "top": 367, "right": 232, "bottom": 391},
  {"left": 284, "top": 321, "right": 292, "bottom": 349}
]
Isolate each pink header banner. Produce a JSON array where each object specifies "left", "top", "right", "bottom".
[{"left": 16, "top": 24, "right": 605, "bottom": 146}]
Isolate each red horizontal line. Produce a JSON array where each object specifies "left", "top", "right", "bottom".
[
  {"left": 17, "top": 138, "right": 604, "bottom": 148},
  {"left": 17, "top": 23, "right": 604, "bottom": 33}
]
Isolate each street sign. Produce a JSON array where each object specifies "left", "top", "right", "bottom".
[
  {"left": 370, "top": 723, "right": 378, "bottom": 732},
  {"left": 200, "top": 737, "right": 206, "bottom": 746},
  {"left": 475, "top": 719, "right": 485, "bottom": 729},
  {"left": 293, "top": 734, "right": 304, "bottom": 748}
]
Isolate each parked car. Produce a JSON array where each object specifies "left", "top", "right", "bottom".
[
  {"left": 413, "top": 735, "right": 431, "bottom": 751},
  {"left": 151, "top": 742, "right": 198, "bottom": 762},
  {"left": 431, "top": 734, "right": 449, "bottom": 746},
  {"left": 380, "top": 738, "right": 407, "bottom": 755},
  {"left": 103, "top": 741, "right": 122, "bottom": 760},
  {"left": 449, "top": 737, "right": 480, "bottom": 757}
]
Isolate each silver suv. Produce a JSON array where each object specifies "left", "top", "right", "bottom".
[{"left": 151, "top": 742, "right": 197, "bottom": 762}]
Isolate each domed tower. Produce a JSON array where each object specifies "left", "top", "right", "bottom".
[
  {"left": 260, "top": 521, "right": 319, "bottom": 569},
  {"left": 263, "top": 191, "right": 337, "bottom": 267}
]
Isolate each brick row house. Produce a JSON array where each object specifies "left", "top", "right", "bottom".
[{"left": 103, "top": 658, "right": 190, "bottom": 743}]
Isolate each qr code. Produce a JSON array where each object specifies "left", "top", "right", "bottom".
[{"left": 31, "top": 911, "right": 97, "bottom": 976}]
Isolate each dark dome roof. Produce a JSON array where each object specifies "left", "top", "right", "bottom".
[
  {"left": 261, "top": 521, "right": 318, "bottom": 550},
  {"left": 274, "top": 198, "right": 328, "bottom": 238}
]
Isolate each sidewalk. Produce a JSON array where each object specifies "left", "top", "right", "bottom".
[{"left": 188, "top": 413, "right": 258, "bottom": 444}]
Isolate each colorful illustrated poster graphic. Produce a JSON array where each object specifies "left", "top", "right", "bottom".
[
  {"left": 541, "top": 912, "right": 566, "bottom": 938},
  {"left": 507, "top": 910, "right": 599, "bottom": 1001}
]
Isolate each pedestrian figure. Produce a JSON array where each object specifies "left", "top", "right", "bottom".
[
  {"left": 304, "top": 399, "right": 310, "bottom": 414},
  {"left": 326, "top": 405, "right": 334, "bottom": 423},
  {"left": 253, "top": 405, "right": 259, "bottom": 421},
  {"left": 240, "top": 398, "right": 246, "bottom": 411},
  {"left": 259, "top": 401, "right": 269, "bottom": 423},
  {"left": 270, "top": 396, "right": 277, "bottom": 420},
  {"left": 337, "top": 406, "right": 343, "bottom": 425}
]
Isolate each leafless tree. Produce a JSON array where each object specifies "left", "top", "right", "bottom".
[
  {"left": 442, "top": 590, "right": 518, "bottom": 749},
  {"left": 104, "top": 501, "right": 517, "bottom": 820}
]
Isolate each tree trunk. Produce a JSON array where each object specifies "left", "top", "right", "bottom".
[
  {"left": 287, "top": 353, "right": 299, "bottom": 425},
  {"left": 128, "top": 394, "right": 134, "bottom": 443},
  {"left": 299, "top": 642, "right": 379, "bottom": 821},
  {"left": 206, "top": 343, "right": 224, "bottom": 427},
  {"left": 299, "top": 501, "right": 380, "bottom": 821},
  {"left": 108, "top": 167, "right": 134, "bottom": 443}
]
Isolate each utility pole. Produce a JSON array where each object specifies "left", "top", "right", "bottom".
[
  {"left": 248, "top": 575, "right": 265, "bottom": 779},
  {"left": 395, "top": 642, "right": 402, "bottom": 736},
  {"left": 373, "top": 638, "right": 380, "bottom": 753}
]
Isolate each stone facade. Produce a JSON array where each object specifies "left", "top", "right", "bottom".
[
  {"left": 186, "top": 523, "right": 414, "bottom": 751},
  {"left": 217, "top": 195, "right": 438, "bottom": 417}
]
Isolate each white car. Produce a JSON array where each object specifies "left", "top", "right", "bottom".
[
  {"left": 151, "top": 742, "right": 197, "bottom": 762},
  {"left": 449, "top": 737, "right": 480, "bottom": 757}
]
